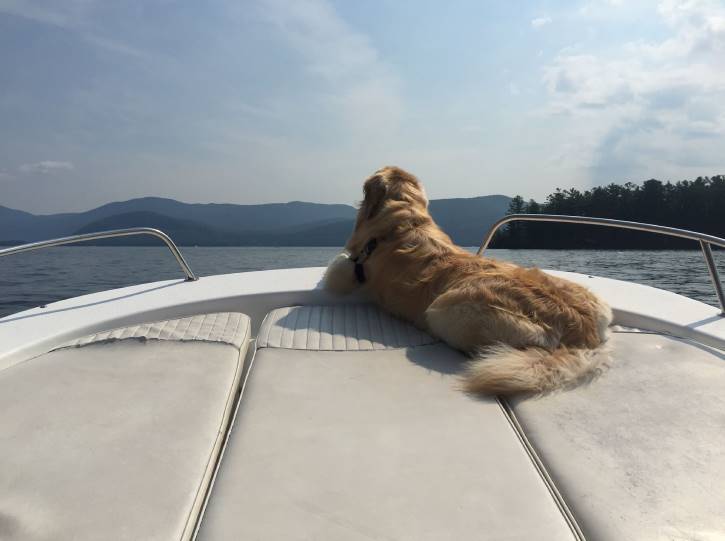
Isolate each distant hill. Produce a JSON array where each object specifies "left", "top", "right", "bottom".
[
  {"left": 75, "top": 212, "right": 357, "bottom": 246},
  {"left": 0, "top": 197, "right": 357, "bottom": 243},
  {"left": 75, "top": 211, "right": 233, "bottom": 246},
  {"left": 429, "top": 195, "right": 512, "bottom": 245},
  {"left": 0, "top": 194, "right": 511, "bottom": 247},
  {"left": 86, "top": 197, "right": 357, "bottom": 232}
]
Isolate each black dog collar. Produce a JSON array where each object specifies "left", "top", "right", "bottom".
[{"left": 351, "top": 238, "right": 378, "bottom": 284}]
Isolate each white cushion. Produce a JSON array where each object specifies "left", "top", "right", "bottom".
[
  {"left": 0, "top": 313, "right": 250, "bottom": 541},
  {"left": 509, "top": 332, "right": 725, "bottom": 541},
  {"left": 257, "top": 305, "right": 438, "bottom": 350},
  {"left": 198, "top": 306, "right": 577, "bottom": 540},
  {"left": 61, "top": 312, "right": 248, "bottom": 349}
]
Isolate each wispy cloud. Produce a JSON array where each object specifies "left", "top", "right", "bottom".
[
  {"left": 18, "top": 161, "right": 75, "bottom": 174},
  {"left": 257, "top": 0, "right": 402, "bottom": 138},
  {"left": 531, "top": 16, "right": 552, "bottom": 28},
  {"left": 0, "top": 0, "right": 91, "bottom": 28},
  {"left": 83, "top": 33, "right": 151, "bottom": 59},
  {"left": 0, "top": 1, "right": 149, "bottom": 58},
  {"left": 3, "top": 0, "right": 725, "bottom": 212},
  {"left": 542, "top": 0, "right": 725, "bottom": 181}
]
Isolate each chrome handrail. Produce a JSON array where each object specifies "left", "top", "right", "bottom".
[
  {"left": 478, "top": 214, "right": 725, "bottom": 314},
  {"left": 0, "top": 227, "right": 198, "bottom": 281}
]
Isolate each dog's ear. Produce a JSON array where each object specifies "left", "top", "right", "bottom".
[{"left": 362, "top": 174, "right": 388, "bottom": 219}]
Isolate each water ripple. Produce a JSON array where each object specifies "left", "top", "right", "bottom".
[{"left": 1, "top": 246, "right": 722, "bottom": 318}]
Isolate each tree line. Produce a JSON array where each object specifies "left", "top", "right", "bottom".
[{"left": 493, "top": 175, "right": 725, "bottom": 249}]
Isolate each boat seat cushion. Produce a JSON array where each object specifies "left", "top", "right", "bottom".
[
  {"left": 0, "top": 312, "right": 250, "bottom": 541},
  {"left": 198, "top": 305, "right": 578, "bottom": 540},
  {"left": 509, "top": 331, "right": 725, "bottom": 541},
  {"left": 257, "top": 304, "right": 438, "bottom": 350}
]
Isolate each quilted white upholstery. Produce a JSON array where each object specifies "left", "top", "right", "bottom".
[
  {"left": 257, "top": 305, "right": 438, "bottom": 350},
  {"left": 0, "top": 313, "right": 251, "bottom": 541},
  {"left": 60, "top": 312, "right": 248, "bottom": 350}
]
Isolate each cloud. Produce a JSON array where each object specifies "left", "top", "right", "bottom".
[
  {"left": 0, "top": 1, "right": 149, "bottom": 58},
  {"left": 18, "top": 161, "right": 75, "bottom": 174},
  {"left": 257, "top": 0, "right": 402, "bottom": 138},
  {"left": 542, "top": 0, "right": 725, "bottom": 181},
  {"left": 0, "top": 0, "right": 90, "bottom": 28},
  {"left": 83, "top": 34, "right": 151, "bottom": 59},
  {"left": 531, "top": 16, "right": 552, "bottom": 28}
]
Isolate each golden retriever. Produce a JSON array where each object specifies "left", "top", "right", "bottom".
[{"left": 324, "top": 166, "right": 612, "bottom": 395}]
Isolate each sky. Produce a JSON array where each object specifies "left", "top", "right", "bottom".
[{"left": 1, "top": 0, "right": 724, "bottom": 213}]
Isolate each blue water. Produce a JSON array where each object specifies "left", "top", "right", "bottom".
[{"left": 1, "top": 246, "right": 723, "bottom": 318}]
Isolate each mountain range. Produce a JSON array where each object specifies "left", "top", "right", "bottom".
[{"left": 0, "top": 195, "right": 511, "bottom": 247}]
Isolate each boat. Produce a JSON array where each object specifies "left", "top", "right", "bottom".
[{"left": 0, "top": 214, "right": 723, "bottom": 541}]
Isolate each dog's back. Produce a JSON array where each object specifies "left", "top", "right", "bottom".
[{"left": 326, "top": 166, "right": 612, "bottom": 395}]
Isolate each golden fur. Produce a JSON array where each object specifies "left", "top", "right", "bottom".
[{"left": 324, "top": 166, "right": 612, "bottom": 395}]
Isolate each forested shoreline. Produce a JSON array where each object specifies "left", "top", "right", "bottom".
[{"left": 493, "top": 175, "right": 725, "bottom": 249}]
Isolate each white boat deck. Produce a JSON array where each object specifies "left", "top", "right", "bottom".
[
  {"left": 0, "top": 267, "right": 724, "bottom": 540},
  {"left": 1, "top": 267, "right": 724, "bottom": 368}
]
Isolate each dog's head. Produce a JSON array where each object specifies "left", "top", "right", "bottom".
[
  {"left": 343, "top": 165, "right": 452, "bottom": 267},
  {"left": 357, "top": 166, "right": 428, "bottom": 225}
]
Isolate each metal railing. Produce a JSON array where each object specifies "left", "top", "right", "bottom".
[
  {"left": 478, "top": 214, "right": 725, "bottom": 315},
  {"left": 0, "top": 227, "right": 198, "bottom": 281}
]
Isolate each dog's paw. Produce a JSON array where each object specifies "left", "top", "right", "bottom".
[{"left": 323, "top": 252, "right": 359, "bottom": 295}]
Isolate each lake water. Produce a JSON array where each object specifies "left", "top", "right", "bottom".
[{"left": 1, "top": 246, "right": 723, "bottom": 318}]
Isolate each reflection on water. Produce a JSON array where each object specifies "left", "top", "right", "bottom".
[{"left": 1, "top": 246, "right": 723, "bottom": 317}]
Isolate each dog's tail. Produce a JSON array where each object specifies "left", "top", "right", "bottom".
[{"left": 463, "top": 343, "right": 609, "bottom": 395}]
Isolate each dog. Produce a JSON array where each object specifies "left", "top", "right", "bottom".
[{"left": 324, "top": 166, "right": 612, "bottom": 395}]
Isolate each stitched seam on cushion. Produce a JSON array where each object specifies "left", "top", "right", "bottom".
[
  {"left": 363, "top": 305, "right": 373, "bottom": 349},
  {"left": 205, "top": 313, "right": 217, "bottom": 340},
  {"left": 170, "top": 317, "right": 184, "bottom": 340},
  {"left": 306, "top": 306, "right": 318, "bottom": 350},
  {"left": 370, "top": 305, "right": 384, "bottom": 350},
  {"left": 52, "top": 313, "right": 249, "bottom": 350},
  {"left": 205, "top": 313, "right": 218, "bottom": 341},
  {"left": 279, "top": 309, "right": 291, "bottom": 349},
  {"left": 296, "top": 307, "right": 306, "bottom": 349},
  {"left": 230, "top": 314, "right": 243, "bottom": 349},
  {"left": 497, "top": 398, "right": 587, "bottom": 541},
  {"left": 50, "top": 336, "right": 245, "bottom": 351},
  {"left": 390, "top": 314, "right": 401, "bottom": 349},
  {"left": 256, "top": 309, "right": 278, "bottom": 349},
  {"left": 299, "top": 306, "right": 313, "bottom": 350},
  {"left": 331, "top": 305, "right": 343, "bottom": 350},
  {"left": 179, "top": 316, "right": 195, "bottom": 341},
  {"left": 220, "top": 314, "right": 233, "bottom": 345},
  {"left": 379, "top": 310, "right": 391, "bottom": 348},
  {"left": 400, "top": 317, "right": 412, "bottom": 348},
  {"left": 350, "top": 303, "right": 358, "bottom": 350},
  {"left": 285, "top": 307, "right": 300, "bottom": 349},
  {"left": 343, "top": 305, "right": 351, "bottom": 350},
  {"left": 249, "top": 306, "right": 443, "bottom": 352},
  {"left": 155, "top": 318, "right": 171, "bottom": 340},
  {"left": 264, "top": 309, "right": 279, "bottom": 348},
  {"left": 191, "top": 338, "right": 258, "bottom": 540},
  {"left": 253, "top": 306, "right": 440, "bottom": 351},
  {"left": 180, "top": 325, "right": 249, "bottom": 541}
]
